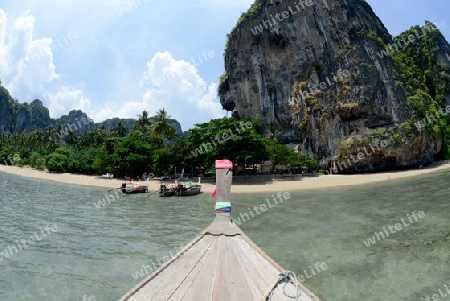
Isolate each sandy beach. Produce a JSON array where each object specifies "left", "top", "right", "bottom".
[{"left": 1, "top": 161, "right": 449, "bottom": 194}]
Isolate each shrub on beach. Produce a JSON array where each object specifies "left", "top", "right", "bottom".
[{"left": 46, "top": 147, "right": 71, "bottom": 172}]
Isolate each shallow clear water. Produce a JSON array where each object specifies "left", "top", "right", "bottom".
[{"left": 0, "top": 170, "right": 449, "bottom": 301}]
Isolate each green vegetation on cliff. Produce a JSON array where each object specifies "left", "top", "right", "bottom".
[
  {"left": 235, "top": 0, "right": 265, "bottom": 27},
  {"left": 289, "top": 22, "right": 450, "bottom": 163},
  {"left": 0, "top": 85, "right": 52, "bottom": 132},
  {"left": 390, "top": 22, "right": 450, "bottom": 158},
  {"left": 225, "top": 0, "right": 266, "bottom": 51}
]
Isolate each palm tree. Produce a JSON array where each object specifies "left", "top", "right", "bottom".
[
  {"left": 94, "top": 125, "right": 108, "bottom": 147},
  {"left": 66, "top": 130, "right": 79, "bottom": 147},
  {"left": 11, "top": 131, "right": 18, "bottom": 149},
  {"left": 148, "top": 109, "right": 176, "bottom": 142},
  {"left": 148, "top": 109, "right": 177, "bottom": 176},
  {"left": 18, "top": 132, "right": 27, "bottom": 160},
  {"left": 115, "top": 121, "right": 127, "bottom": 137},
  {"left": 46, "top": 126, "right": 60, "bottom": 153},
  {"left": 30, "top": 129, "right": 44, "bottom": 151},
  {"left": 134, "top": 110, "right": 151, "bottom": 134}
]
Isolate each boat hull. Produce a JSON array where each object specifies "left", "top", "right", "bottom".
[
  {"left": 121, "top": 185, "right": 148, "bottom": 194},
  {"left": 159, "top": 185, "right": 176, "bottom": 197},
  {"left": 159, "top": 184, "right": 202, "bottom": 197}
]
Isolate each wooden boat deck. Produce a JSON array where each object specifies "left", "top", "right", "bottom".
[
  {"left": 120, "top": 214, "right": 320, "bottom": 301},
  {"left": 120, "top": 160, "right": 320, "bottom": 301}
]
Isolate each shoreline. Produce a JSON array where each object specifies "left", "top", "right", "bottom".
[{"left": 1, "top": 161, "right": 450, "bottom": 194}]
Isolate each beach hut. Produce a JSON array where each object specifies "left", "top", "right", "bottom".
[{"left": 120, "top": 159, "right": 320, "bottom": 301}]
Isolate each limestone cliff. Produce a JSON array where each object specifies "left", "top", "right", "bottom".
[
  {"left": 0, "top": 84, "right": 184, "bottom": 136},
  {"left": 0, "top": 84, "right": 15, "bottom": 133},
  {"left": 0, "top": 85, "right": 52, "bottom": 132},
  {"left": 219, "top": 0, "right": 450, "bottom": 172}
]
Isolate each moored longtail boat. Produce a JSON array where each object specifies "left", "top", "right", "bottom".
[
  {"left": 159, "top": 182, "right": 202, "bottom": 197},
  {"left": 120, "top": 160, "right": 320, "bottom": 301},
  {"left": 121, "top": 182, "right": 149, "bottom": 194},
  {"left": 159, "top": 184, "right": 177, "bottom": 197},
  {"left": 176, "top": 183, "right": 202, "bottom": 196}
]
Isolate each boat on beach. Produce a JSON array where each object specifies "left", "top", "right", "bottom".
[
  {"left": 121, "top": 182, "right": 149, "bottom": 194},
  {"left": 159, "top": 178, "right": 202, "bottom": 197},
  {"left": 159, "top": 183, "right": 177, "bottom": 197},
  {"left": 120, "top": 160, "right": 320, "bottom": 301},
  {"left": 159, "top": 183, "right": 202, "bottom": 197},
  {"left": 177, "top": 182, "right": 202, "bottom": 196}
]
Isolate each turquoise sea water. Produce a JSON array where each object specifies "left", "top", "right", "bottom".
[{"left": 0, "top": 170, "right": 449, "bottom": 301}]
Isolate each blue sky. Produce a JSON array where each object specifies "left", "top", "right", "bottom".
[{"left": 0, "top": 0, "right": 448, "bottom": 131}]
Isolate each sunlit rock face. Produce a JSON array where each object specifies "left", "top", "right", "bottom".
[{"left": 219, "top": 0, "right": 450, "bottom": 172}]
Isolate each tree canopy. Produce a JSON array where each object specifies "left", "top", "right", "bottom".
[{"left": 0, "top": 108, "right": 316, "bottom": 176}]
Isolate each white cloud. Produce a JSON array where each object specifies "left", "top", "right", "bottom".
[
  {"left": 0, "top": 9, "right": 58, "bottom": 101},
  {"left": 46, "top": 86, "right": 120, "bottom": 122},
  {"left": 0, "top": 9, "right": 224, "bottom": 129},
  {"left": 121, "top": 51, "right": 224, "bottom": 130},
  {"left": 46, "top": 86, "right": 91, "bottom": 118},
  {"left": 87, "top": 102, "right": 121, "bottom": 123}
]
